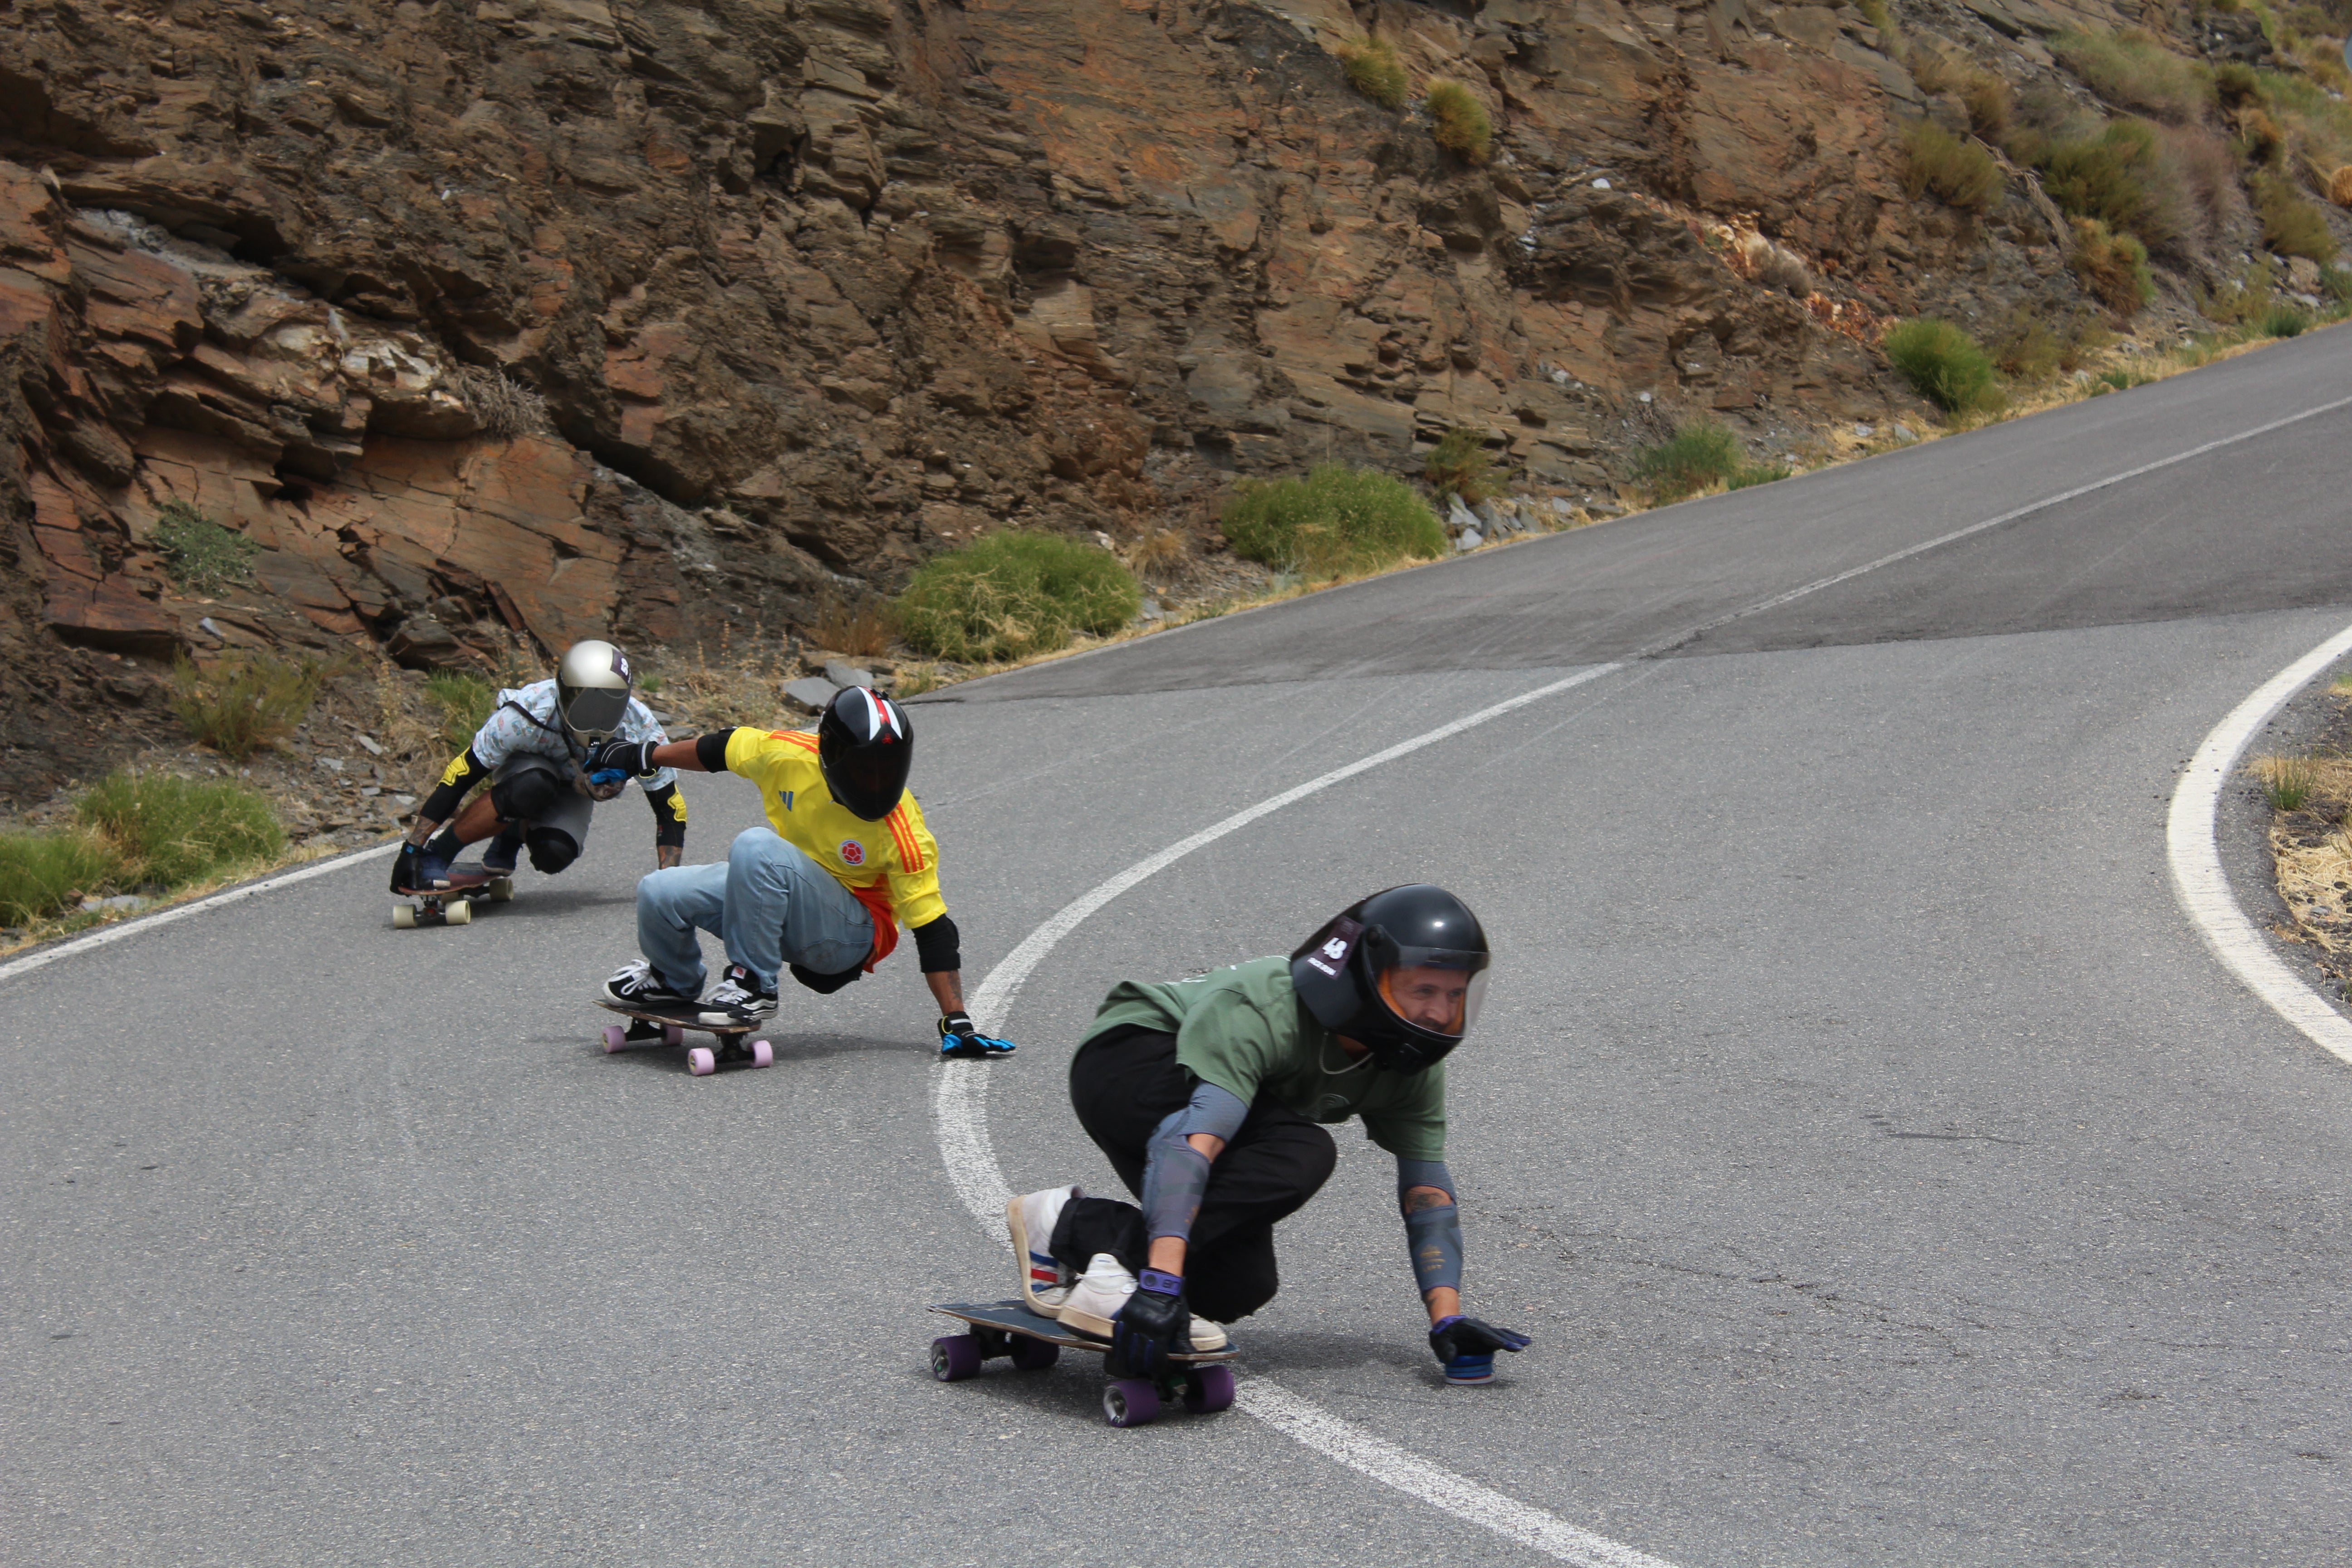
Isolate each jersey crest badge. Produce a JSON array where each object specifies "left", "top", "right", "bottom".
[{"left": 839, "top": 838, "right": 866, "bottom": 866}]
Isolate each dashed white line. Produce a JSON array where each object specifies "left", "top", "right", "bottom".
[{"left": 2166, "top": 616, "right": 2352, "bottom": 1066}]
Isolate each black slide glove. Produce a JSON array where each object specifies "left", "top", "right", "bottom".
[
  {"left": 582, "top": 737, "right": 657, "bottom": 783},
  {"left": 389, "top": 841, "right": 445, "bottom": 894},
  {"left": 937, "top": 1011, "right": 1016, "bottom": 1059},
  {"left": 1429, "top": 1314, "right": 1530, "bottom": 1386},
  {"left": 1108, "top": 1269, "right": 1190, "bottom": 1380}
]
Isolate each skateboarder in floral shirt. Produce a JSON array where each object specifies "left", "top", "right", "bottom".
[
  {"left": 583, "top": 686, "right": 1014, "bottom": 1059},
  {"left": 390, "top": 639, "right": 686, "bottom": 895},
  {"left": 1006, "top": 884, "right": 1529, "bottom": 1381}
]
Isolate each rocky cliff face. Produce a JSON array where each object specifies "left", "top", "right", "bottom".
[{"left": 2, "top": 0, "right": 2155, "bottom": 790}]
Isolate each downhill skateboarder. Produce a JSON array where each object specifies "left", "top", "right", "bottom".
[
  {"left": 390, "top": 639, "right": 686, "bottom": 896},
  {"left": 584, "top": 686, "right": 1016, "bottom": 1059},
  {"left": 1007, "top": 885, "right": 1530, "bottom": 1382}
]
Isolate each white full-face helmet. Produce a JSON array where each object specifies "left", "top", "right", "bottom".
[{"left": 555, "top": 640, "right": 634, "bottom": 743}]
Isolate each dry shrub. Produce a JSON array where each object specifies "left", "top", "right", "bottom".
[
  {"left": 454, "top": 365, "right": 550, "bottom": 439},
  {"left": 2051, "top": 28, "right": 2215, "bottom": 124},
  {"left": 810, "top": 590, "right": 897, "bottom": 657},
  {"left": 2252, "top": 171, "right": 2339, "bottom": 260},
  {"left": 2156, "top": 123, "right": 2244, "bottom": 252},
  {"left": 1902, "top": 120, "right": 2003, "bottom": 213},
  {"left": 2329, "top": 165, "right": 2352, "bottom": 207},
  {"left": 169, "top": 650, "right": 336, "bottom": 762},
  {"left": 1121, "top": 526, "right": 1191, "bottom": 585},
  {"left": 1982, "top": 307, "right": 2110, "bottom": 380},
  {"left": 2240, "top": 107, "right": 2289, "bottom": 167},
  {"left": 1755, "top": 245, "right": 1813, "bottom": 296},
  {"left": 1425, "top": 79, "right": 1492, "bottom": 164},
  {"left": 1339, "top": 37, "right": 1410, "bottom": 109},
  {"left": 1960, "top": 72, "right": 2013, "bottom": 142},
  {"left": 2070, "top": 217, "right": 2155, "bottom": 316}
]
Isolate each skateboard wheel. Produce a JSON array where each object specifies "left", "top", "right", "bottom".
[
  {"left": 601, "top": 1024, "right": 628, "bottom": 1054},
  {"left": 488, "top": 878, "right": 514, "bottom": 902},
  {"left": 392, "top": 905, "right": 416, "bottom": 929},
  {"left": 446, "top": 900, "right": 473, "bottom": 926},
  {"left": 663, "top": 1024, "right": 685, "bottom": 1048},
  {"left": 1182, "top": 1364, "right": 1235, "bottom": 1414},
  {"left": 686, "top": 1047, "right": 716, "bottom": 1076},
  {"left": 1008, "top": 1335, "right": 1059, "bottom": 1372},
  {"left": 931, "top": 1334, "right": 984, "bottom": 1382},
  {"left": 1102, "top": 1378, "right": 1161, "bottom": 1428},
  {"left": 749, "top": 1039, "right": 774, "bottom": 1068}
]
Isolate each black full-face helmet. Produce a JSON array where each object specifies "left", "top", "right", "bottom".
[
  {"left": 817, "top": 686, "right": 912, "bottom": 820},
  {"left": 1289, "top": 885, "right": 1491, "bottom": 1074},
  {"left": 556, "top": 639, "right": 634, "bottom": 743}
]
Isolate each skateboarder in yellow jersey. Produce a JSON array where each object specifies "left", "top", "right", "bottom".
[{"left": 584, "top": 686, "right": 1015, "bottom": 1058}]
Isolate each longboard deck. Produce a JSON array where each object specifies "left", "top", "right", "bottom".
[
  {"left": 931, "top": 1299, "right": 1239, "bottom": 1363},
  {"left": 596, "top": 996, "right": 758, "bottom": 1038}
]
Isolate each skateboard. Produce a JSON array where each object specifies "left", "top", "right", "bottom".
[
  {"left": 391, "top": 862, "right": 512, "bottom": 928},
  {"left": 595, "top": 997, "right": 775, "bottom": 1077},
  {"left": 927, "top": 1298, "right": 1239, "bottom": 1428}
]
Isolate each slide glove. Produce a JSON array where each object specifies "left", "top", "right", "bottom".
[
  {"left": 937, "top": 1011, "right": 1016, "bottom": 1060},
  {"left": 390, "top": 841, "right": 451, "bottom": 895},
  {"left": 582, "top": 737, "right": 658, "bottom": 784},
  {"left": 1429, "top": 1314, "right": 1530, "bottom": 1386},
  {"left": 1108, "top": 1270, "right": 1190, "bottom": 1380}
]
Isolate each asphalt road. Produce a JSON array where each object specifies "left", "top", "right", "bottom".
[{"left": 7, "top": 328, "right": 2352, "bottom": 1567}]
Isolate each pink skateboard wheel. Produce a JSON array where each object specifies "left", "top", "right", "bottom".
[
  {"left": 750, "top": 1039, "right": 774, "bottom": 1068},
  {"left": 602, "top": 1024, "right": 628, "bottom": 1054},
  {"left": 686, "top": 1046, "right": 716, "bottom": 1076},
  {"left": 662, "top": 1023, "right": 685, "bottom": 1047}
]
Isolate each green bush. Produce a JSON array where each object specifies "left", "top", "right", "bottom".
[
  {"left": 168, "top": 650, "right": 333, "bottom": 762},
  {"left": 2034, "top": 119, "right": 2171, "bottom": 249},
  {"left": 77, "top": 770, "right": 284, "bottom": 887},
  {"left": 1984, "top": 306, "right": 2112, "bottom": 380},
  {"left": 2252, "top": 172, "right": 2339, "bottom": 261},
  {"left": 1340, "top": 37, "right": 1410, "bottom": 109},
  {"left": 1632, "top": 420, "right": 1751, "bottom": 502},
  {"left": 2069, "top": 217, "right": 2156, "bottom": 316},
  {"left": 1882, "top": 318, "right": 2004, "bottom": 413},
  {"left": 2050, "top": 29, "right": 2215, "bottom": 123},
  {"left": 897, "top": 531, "right": 1143, "bottom": 663},
  {"left": 2256, "top": 301, "right": 2313, "bottom": 337},
  {"left": 1425, "top": 79, "right": 1492, "bottom": 163},
  {"left": 1220, "top": 465, "right": 1446, "bottom": 578},
  {"left": 1902, "top": 121, "right": 2003, "bottom": 213},
  {"left": 1726, "top": 463, "right": 1793, "bottom": 490},
  {"left": 425, "top": 671, "right": 500, "bottom": 753},
  {"left": 0, "top": 828, "right": 125, "bottom": 927},
  {"left": 152, "top": 500, "right": 259, "bottom": 594},
  {"left": 2318, "top": 262, "right": 2352, "bottom": 303},
  {"left": 1423, "top": 427, "right": 1497, "bottom": 505}
]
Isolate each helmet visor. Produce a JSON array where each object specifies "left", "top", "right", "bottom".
[
  {"left": 1375, "top": 954, "right": 1489, "bottom": 1038},
  {"left": 561, "top": 683, "right": 630, "bottom": 740},
  {"left": 827, "top": 744, "right": 911, "bottom": 818}
]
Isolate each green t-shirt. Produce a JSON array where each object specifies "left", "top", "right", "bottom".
[{"left": 1083, "top": 955, "right": 1447, "bottom": 1160}]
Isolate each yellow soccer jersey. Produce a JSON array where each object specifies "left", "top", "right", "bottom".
[{"left": 722, "top": 727, "right": 945, "bottom": 966}]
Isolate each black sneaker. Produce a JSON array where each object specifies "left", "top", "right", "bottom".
[
  {"left": 480, "top": 825, "right": 524, "bottom": 876},
  {"left": 697, "top": 964, "right": 779, "bottom": 1026},
  {"left": 602, "top": 959, "right": 698, "bottom": 1010}
]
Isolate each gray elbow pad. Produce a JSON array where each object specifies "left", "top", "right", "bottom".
[{"left": 1404, "top": 1200, "right": 1465, "bottom": 1297}]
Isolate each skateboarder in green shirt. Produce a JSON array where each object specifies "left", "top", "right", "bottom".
[{"left": 1004, "top": 884, "right": 1532, "bottom": 1383}]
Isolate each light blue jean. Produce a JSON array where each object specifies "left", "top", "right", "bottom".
[{"left": 637, "top": 827, "right": 874, "bottom": 995}]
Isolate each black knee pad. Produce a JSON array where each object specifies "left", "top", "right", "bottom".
[
  {"left": 524, "top": 827, "right": 578, "bottom": 874},
  {"left": 490, "top": 766, "right": 565, "bottom": 823}
]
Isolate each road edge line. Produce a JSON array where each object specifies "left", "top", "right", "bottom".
[
  {"left": 0, "top": 840, "right": 387, "bottom": 989},
  {"left": 2165, "top": 616, "right": 2352, "bottom": 1067}
]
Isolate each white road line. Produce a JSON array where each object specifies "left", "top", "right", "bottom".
[
  {"left": 1647, "top": 393, "right": 2352, "bottom": 655},
  {"left": 1238, "top": 1382, "right": 1680, "bottom": 1568},
  {"left": 0, "top": 840, "right": 387, "bottom": 988},
  {"left": 2165, "top": 617, "right": 2352, "bottom": 1066}
]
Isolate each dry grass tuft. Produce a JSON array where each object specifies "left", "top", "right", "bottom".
[
  {"left": 1902, "top": 120, "right": 2003, "bottom": 213},
  {"left": 1338, "top": 37, "right": 1410, "bottom": 110},
  {"left": 454, "top": 365, "right": 551, "bottom": 440},
  {"left": 810, "top": 591, "right": 897, "bottom": 658},
  {"left": 2069, "top": 216, "right": 2154, "bottom": 316},
  {"left": 2331, "top": 166, "right": 2352, "bottom": 208},
  {"left": 1121, "top": 526, "right": 1192, "bottom": 585},
  {"left": 2256, "top": 751, "right": 2352, "bottom": 955},
  {"left": 1424, "top": 79, "right": 1493, "bottom": 163}
]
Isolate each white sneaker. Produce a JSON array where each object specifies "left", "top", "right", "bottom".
[
  {"left": 1055, "top": 1252, "right": 1135, "bottom": 1337},
  {"left": 1005, "top": 1186, "right": 1081, "bottom": 1315},
  {"left": 1189, "top": 1318, "right": 1230, "bottom": 1352}
]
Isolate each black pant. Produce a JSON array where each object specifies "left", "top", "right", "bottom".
[{"left": 1060, "top": 1025, "right": 1337, "bottom": 1323}]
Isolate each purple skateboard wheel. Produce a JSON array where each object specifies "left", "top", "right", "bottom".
[
  {"left": 686, "top": 1046, "right": 716, "bottom": 1076},
  {"left": 749, "top": 1039, "right": 774, "bottom": 1068},
  {"left": 602, "top": 1024, "right": 628, "bottom": 1054},
  {"left": 663, "top": 1023, "right": 685, "bottom": 1047},
  {"left": 1009, "top": 1335, "right": 1059, "bottom": 1372},
  {"left": 1182, "top": 1364, "right": 1235, "bottom": 1414},
  {"left": 931, "top": 1334, "right": 984, "bottom": 1382},
  {"left": 1102, "top": 1378, "right": 1160, "bottom": 1427}
]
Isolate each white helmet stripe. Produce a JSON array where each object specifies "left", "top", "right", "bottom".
[{"left": 858, "top": 686, "right": 889, "bottom": 740}]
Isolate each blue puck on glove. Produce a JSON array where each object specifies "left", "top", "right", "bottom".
[
  {"left": 588, "top": 768, "right": 627, "bottom": 787},
  {"left": 1444, "top": 1353, "right": 1497, "bottom": 1385}
]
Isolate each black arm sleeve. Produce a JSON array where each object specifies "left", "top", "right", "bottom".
[
  {"left": 695, "top": 728, "right": 741, "bottom": 774},
  {"left": 418, "top": 746, "right": 488, "bottom": 823},
  {"left": 643, "top": 779, "right": 688, "bottom": 848},
  {"left": 912, "top": 914, "right": 960, "bottom": 973}
]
